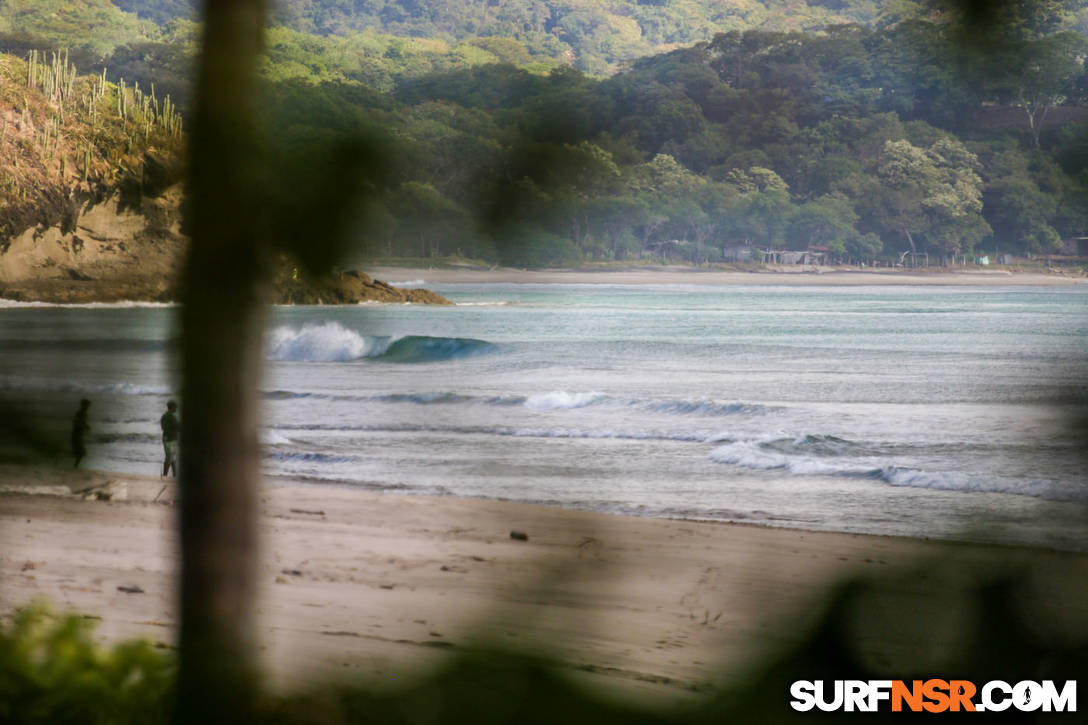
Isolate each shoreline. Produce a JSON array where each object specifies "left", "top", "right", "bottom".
[
  {"left": 366, "top": 264, "right": 1088, "bottom": 287},
  {"left": 262, "top": 476, "right": 1087, "bottom": 557},
  {"left": 2, "top": 265, "right": 1083, "bottom": 307},
  {"left": 3, "top": 465, "right": 1086, "bottom": 704}
]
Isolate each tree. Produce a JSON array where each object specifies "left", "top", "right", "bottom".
[
  {"left": 984, "top": 177, "right": 1061, "bottom": 253},
  {"left": 872, "top": 137, "right": 989, "bottom": 258},
  {"left": 583, "top": 196, "right": 649, "bottom": 260},
  {"left": 720, "top": 166, "right": 794, "bottom": 248},
  {"left": 176, "top": 0, "right": 268, "bottom": 720},
  {"left": 390, "top": 181, "right": 472, "bottom": 257},
  {"left": 845, "top": 231, "right": 885, "bottom": 261},
  {"left": 786, "top": 196, "right": 859, "bottom": 251},
  {"left": 1003, "top": 32, "right": 1088, "bottom": 148},
  {"left": 176, "top": 1, "right": 384, "bottom": 722},
  {"left": 627, "top": 152, "right": 706, "bottom": 196}
]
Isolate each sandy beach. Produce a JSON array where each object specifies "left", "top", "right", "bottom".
[
  {"left": 366, "top": 264, "right": 1088, "bottom": 287},
  {"left": 2, "top": 465, "right": 1085, "bottom": 706}
]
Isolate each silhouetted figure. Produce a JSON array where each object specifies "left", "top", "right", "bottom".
[
  {"left": 161, "top": 400, "right": 180, "bottom": 477},
  {"left": 71, "top": 399, "right": 91, "bottom": 468}
]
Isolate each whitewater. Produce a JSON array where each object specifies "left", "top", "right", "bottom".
[{"left": 1, "top": 283, "right": 1086, "bottom": 550}]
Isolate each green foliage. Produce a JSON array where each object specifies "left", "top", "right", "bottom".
[
  {"left": 108, "top": 0, "right": 884, "bottom": 76},
  {"left": 112, "top": 0, "right": 196, "bottom": 27},
  {"left": 496, "top": 222, "right": 582, "bottom": 267},
  {"left": 873, "top": 137, "right": 990, "bottom": 255},
  {"left": 0, "top": 0, "right": 157, "bottom": 58},
  {"left": 984, "top": 176, "right": 1063, "bottom": 252},
  {"left": 5, "top": 1, "right": 1088, "bottom": 265},
  {"left": 0, "top": 44, "right": 185, "bottom": 241},
  {"left": 0, "top": 606, "right": 173, "bottom": 725}
]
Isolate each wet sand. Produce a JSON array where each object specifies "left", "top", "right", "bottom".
[{"left": 1, "top": 465, "right": 1085, "bottom": 705}]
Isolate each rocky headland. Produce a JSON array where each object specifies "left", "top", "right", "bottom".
[
  {"left": 274, "top": 269, "right": 452, "bottom": 305},
  {"left": 0, "top": 185, "right": 451, "bottom": 305}
]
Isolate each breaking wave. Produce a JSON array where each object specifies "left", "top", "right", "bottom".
[
  {"left": 261, "top": 429, "right": 293, "bottom": 445},
  {"left": 379, "top": 335, "right": 497, "bottom": 362},
  {"left": 266, "top": 322, "right": 497, "bottom": 363},
  {"left": 708, "top": 439, "right": 865, "bottom": 476},
  {"left": 267, "top": 322, "right": 390, "bottom": 362},
  {"left": 524, "top": 391, "right": 608, "bottom": 410},
  {"left": 707, "top": 435, "right": 1088, "bottom": 503},
  {"left": 873, "top": 467, "right": 1088, "bottom": 503}
]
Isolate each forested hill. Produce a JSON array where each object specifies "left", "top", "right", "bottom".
[
  {"left": 112, "top": 0, "right": 883, "bottom": 74},
  {"left": 0, "top": 1, "right": 1086, "bottom": 272},
  {"left": 4, "top": 2, "right": 1087, "bottom": 90},
  {"left": 326, "top": 19, "right": 1088, "bottom": 267}
]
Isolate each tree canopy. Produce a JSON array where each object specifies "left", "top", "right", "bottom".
[{"left": 2, "top": 0, "right": 1086, "bottom": 265}]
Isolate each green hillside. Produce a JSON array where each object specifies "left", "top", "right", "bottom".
[
  {"left": 108, "top": 0, "right": 1088, "bottom": 75},
  {"left": 0, "top": 47, "right": 183, "bottom": 242},
  {"left": 0, "top": 0, "right": 940, "bottom": 75},
  {"left": 0, "top": 1, "right": 1086, "bottom": 269},
  {"left": 272, "top": 19, "right": 1088, "bottom": 266}
]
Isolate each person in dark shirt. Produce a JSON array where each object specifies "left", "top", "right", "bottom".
[
  {"left": 161, "top": 400, "right": 180, "bottom": 478},
  {"left": 71, "top": 398, "right": 91, "bottom": 468}
]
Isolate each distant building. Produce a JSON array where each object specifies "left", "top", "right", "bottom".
[
  {"left": 1059, "top": 237, "right": 1088, "bottom": 256},
  {"left": 761, "top": 249, "right": 826, "bottom": 265},
  {"left": 721, "top": 245, "right": 753, "bottom": 262}
]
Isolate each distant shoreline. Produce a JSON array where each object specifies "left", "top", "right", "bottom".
[
  {"left": 2, "top": 264, "right": 1082, "bottom": 306},
  {"left": 367, "top": 265, "right": 1088, "bottom": 287}
]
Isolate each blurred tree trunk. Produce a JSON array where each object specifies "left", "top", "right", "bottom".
[{"left": 174, "top": 0, "right": 268, "bottom": 722}]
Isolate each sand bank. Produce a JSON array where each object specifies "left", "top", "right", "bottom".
[
  {"left": 367, "top": 265, "right": 1087, "bottom": 287},
  {"left": 2, "top": 465, "right": 1085, "bottom": 705}
]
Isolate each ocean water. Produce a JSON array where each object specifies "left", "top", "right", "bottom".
[{"left": 2, "top": 283, "right": 1086, "bottom": 550}]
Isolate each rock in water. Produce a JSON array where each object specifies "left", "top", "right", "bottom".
[{"left": 273, "top": 270, "right": 453, "bottom": 305}]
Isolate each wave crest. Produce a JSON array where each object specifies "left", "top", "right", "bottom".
[
  {"left": 266, "top": 322, "right": 496, "bottom": 363},
  {"left": 525, "top": 391, "right": 608, "bottom": 410},
  {"left": 379, "top": 336, "right": 496, "bottom": 362},
  {"left": 267, "top": 322, "right": 389, "bottom": 362},
  {"left": 876, "top": 467, "right": 1088, "bottom": 503}
]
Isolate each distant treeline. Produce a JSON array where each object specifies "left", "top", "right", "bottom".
[
  {"left": 107, "top": 0, "right": 884, "bottom": 75},
  {"left": 270, "top": 20, "right": 1088, "bottom": 266},
  {"left": 1, "top": 1, "right": 1086, "bottom": 266}
]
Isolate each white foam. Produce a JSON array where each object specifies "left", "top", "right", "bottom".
[
  {"left": 708, "top": 440, "right": 865, "bottom": 476},
  {"left": 261, "top": 429, "right": 293, "bottom": 445},
  {"left": 386, "top": 279, "right": 426, "bottom": 288},
  {"left": 524, "top": 391, "right": 607, "bottom": 410},
  {"left": 267, "top": 322, "right": 394, "bottom": 362},
  {"left": 879, "top": 467, "right": 1088, "bottom": 503}
]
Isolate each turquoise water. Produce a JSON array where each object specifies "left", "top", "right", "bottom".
[{"left": 2, "top": 284, "right": 1086, "bottom": 549}]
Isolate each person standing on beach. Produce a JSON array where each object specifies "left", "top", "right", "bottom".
[
  {"left": 71, "top": 398, "right": 91, "bottom": 468},
  {"left": 161, "top": 400, "right": 180, "bottom": 478}
]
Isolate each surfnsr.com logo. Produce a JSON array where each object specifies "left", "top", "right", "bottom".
[{"left": 790, "top": 679, "right": 1077, "bottom": 713}]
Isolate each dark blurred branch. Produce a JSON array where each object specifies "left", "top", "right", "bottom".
[{"left": 174, "top": 0, "right": 268, "bottom": 722}]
